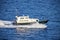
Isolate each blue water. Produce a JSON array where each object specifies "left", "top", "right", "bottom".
[{"left": 0, "top": 0, "right": 60, "bottom": 40}]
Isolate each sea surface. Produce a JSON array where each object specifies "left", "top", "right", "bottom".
[{"left": 0, "top": 0, "right": 60, "bottom": 40}]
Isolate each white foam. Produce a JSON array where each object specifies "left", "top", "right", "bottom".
[{"left": 0, "top": 20, "right": 47, "bottom": 28}]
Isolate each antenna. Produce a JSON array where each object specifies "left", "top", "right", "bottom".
[
  {"left": 15, "top": 8, "right": 19, "bottom": 16},
  {"left": 12, "top": 6, "right": 20, "bottom": 17}
]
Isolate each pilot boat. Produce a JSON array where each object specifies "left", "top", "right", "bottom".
[
  {"left": 0, "top": 15, "right": 48, "bottom": 28},
  {"left": 13, "top": 15, "right": 48, "bottom": 25}
]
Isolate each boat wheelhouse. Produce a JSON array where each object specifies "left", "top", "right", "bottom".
[{"left": 13, "top": 15, "right": 39, "bottom": 25}]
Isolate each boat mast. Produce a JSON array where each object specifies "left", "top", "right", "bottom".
[{"left": 15, "top": 8, "right": 19, "bottom": 16}]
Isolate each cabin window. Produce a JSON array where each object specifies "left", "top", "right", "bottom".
[
  {"left": 20, "top": 18, "right": 24, "bottom": 19},
  {"left": 25, "top": 17, "right": 28, "bottom": 19}
]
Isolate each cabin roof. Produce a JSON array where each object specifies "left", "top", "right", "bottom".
[{"left": 16, "top": 16, "right": 29, "bottom": 19}]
